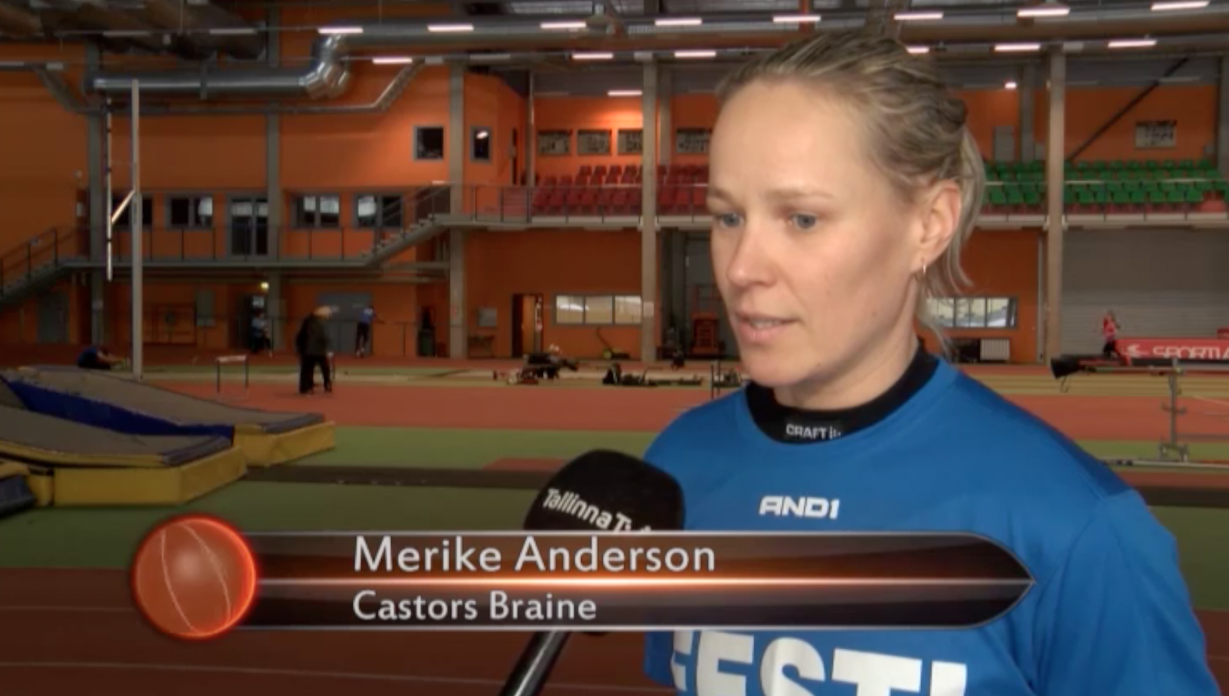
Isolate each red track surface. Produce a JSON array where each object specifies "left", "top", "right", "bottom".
[{"left": 2, "top": 376, "right": 1228, "bottom": 694}]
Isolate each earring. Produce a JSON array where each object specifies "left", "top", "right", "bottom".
[{"left": 917, "top": 263, "right": 928, "bottom": 281}]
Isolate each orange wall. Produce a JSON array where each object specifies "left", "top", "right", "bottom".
[
  {"left": 0, "top": 44, "right": 88, "bottom": 254},
  {"left": 1064, "top": 85, "right": 1216, "bottom": 162},
  {"left": 921, "top": 229, "right": 1040, "bottom": 364},
  {"left": 533, "top": 97, "right": 644, "bottom": 178},
  {"left": 465, "top": 229, "right": 654, "bottom": 359}
]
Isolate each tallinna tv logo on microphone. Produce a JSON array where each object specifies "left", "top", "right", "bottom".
[{"left": 541, "top": 488, "right": 649, "bottom": 531}]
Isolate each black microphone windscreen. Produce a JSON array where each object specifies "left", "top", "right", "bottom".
[{"left": 523, "top": 449, "right": 684, "bottom": 532}]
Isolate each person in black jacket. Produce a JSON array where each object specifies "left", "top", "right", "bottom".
[{"left": 296, "top": 306, "right": 333, "bottom": 395}]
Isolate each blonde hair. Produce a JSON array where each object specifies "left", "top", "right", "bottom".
[{"left": 716, "top": 30, "right": 986, "bottom": 349}]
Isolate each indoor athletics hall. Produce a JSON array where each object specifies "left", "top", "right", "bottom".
[{"left": 2, "top": 0, "right": 1229, "bottom": 693}]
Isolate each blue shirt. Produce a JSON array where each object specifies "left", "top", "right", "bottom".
[{"left": 643, "top": 359, "right": 1216, "bottom": 696}]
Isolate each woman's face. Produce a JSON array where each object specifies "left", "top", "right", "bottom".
[{"left": 708, "top": 79, "right": 944, "bottom": 399}]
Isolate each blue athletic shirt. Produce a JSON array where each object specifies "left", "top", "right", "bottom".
[{"left": 643, "top": 358, "right": 1217, "bottom": 696}]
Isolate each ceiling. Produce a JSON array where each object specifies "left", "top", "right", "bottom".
[{"left": 3, "top": 0, "right": 1226, "bottom": 107}]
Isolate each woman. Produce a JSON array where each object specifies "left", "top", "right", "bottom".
[
  {"left": 1102, "top": 309, "right": 1121, "bottom": 359},
  {"left": 642, "top": 32, "right": 1216, "bottom": 695}
]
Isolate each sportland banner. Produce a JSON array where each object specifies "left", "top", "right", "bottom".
[{"left": 1118, "top": 337, "right": 1229, "bottom": 363}]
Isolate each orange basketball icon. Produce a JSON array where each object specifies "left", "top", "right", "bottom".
[{"left": 130, "top": 514, "right": 258, "bottom": 640}]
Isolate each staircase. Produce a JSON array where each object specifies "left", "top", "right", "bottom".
[
  {"left": 0, "top": 227, "right": 85, "bottom": 310},
  {"left": 361, "top": 185, "right": 455, "bottom": 265}
]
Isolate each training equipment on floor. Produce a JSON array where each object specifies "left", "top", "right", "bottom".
[
  {"left": 602, "top": 362, "right": 703, "bottom": 388},
  {"left": 1, "top": 365, "right": 334, "bottom": 467}
]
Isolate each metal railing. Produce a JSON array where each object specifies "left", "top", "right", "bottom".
[{"left": 0, "top": 226, "right": 87, "bottom": 302}]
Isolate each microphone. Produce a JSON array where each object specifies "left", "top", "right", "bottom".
[{"left": 497, "top": 449, "right": 685, "bottom": 696}]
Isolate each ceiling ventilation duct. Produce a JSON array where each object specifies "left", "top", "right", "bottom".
[
  {"left": 87, "top": 21, "right": 608, "bottom": 99},
  {"left": 0, "top": 1, "right": 41, "bottom": 37},
  {"left": 85, "top": 4, "right": 1229, "bottom": 101}
]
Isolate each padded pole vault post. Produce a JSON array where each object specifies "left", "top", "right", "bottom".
[
  {"left": 1043, "top": 50, "right": 1066, "bottom": 363},
  {"left": 131, "top": 79, "right": 143, "bottom": 380}
]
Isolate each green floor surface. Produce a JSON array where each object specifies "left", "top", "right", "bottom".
[
  {"left": 299, "top": 427, "right": 655, "bottom": 467},
  {"left": 0, "top": 483, "right": 535, "bottom": 569}
]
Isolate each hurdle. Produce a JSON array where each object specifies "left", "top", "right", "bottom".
[{"left": 214, "top": 354, "right": 250, "bottom": 395}]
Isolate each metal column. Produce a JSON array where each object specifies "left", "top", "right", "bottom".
[
  {"left": 1020, "top": 63, "right": 1037, "bottom": 163},
  {"left": 448, "top": 65, "right": 468, "bottom": 358},
  {"left": 640, "top": 63, "right": 659, "bottom": 362},
  {"left": 1218, "top": 56, "right": 1229, "bottom": 177},
  {"left": 86, "top": 44, "right": 107, "bottom": 346},
  {"left": 129, "top": 81, "right": 143, "bottom": 379},
  {"left": 1043, "top": 51, "right": 1066, "bottom": 362}
]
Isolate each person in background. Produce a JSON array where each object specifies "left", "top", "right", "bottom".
[
  {"left": 250, "top": 309, "right": 272, "bottom": 356},
  {"left": 295, "top": 306, "right": 333, "bottom": 395},
  {"left": 77, "top": 345, "right": 126, "bottom": 371},
  {"left": 356, "top": 304, "right": 376, "bottom": 358},
  {"left": 1102, "top": 309, "right": 1121, "bottom": 359},
  {"left": 641, "top": 30, "right": 1216, "bottom": 696}
]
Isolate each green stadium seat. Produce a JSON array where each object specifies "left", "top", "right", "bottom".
[
  {"left": 1148, "top": 190, "right": 1167, "bottom": 207},
  {"left": 987, "top": 187, "right": 1008, "bottom": 206},
  {"left": 1186, "top": 187, "right": 1204, "bottom": 205}
]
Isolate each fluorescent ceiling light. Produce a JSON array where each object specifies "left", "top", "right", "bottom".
[
  {"left": 655, "top": 17, "right": 702, "bottom": 26},
  {"left": 1152, "top": 0, "right": 1209, "bottom": 9},
  {"left": 476, "top": 130, "right": 489, "bottom": 139},
  {"left": 572, "top": 51, "right": 613, "bottom": 60},
  {"left": 1108, "top": 38, "right": 1157, "bottom": 48},
  {"left": 995, "top": 42, "right": 1043, "bottom": 52},
  {"left": 895, "top": 11, "right": 943, "bottom": 20},
  {"left": 427, "top": 23, "right": 474, "bottom": 32},
  {"left": 540, "top": 21, "right": 587, "bottom": 29},
  {"left": 1005, "top": 81, "right": 1018, "bottom": 89},
  {"left": 907, "top": 45, "right": 930, "bottom": 54},
  {"left": 609, "top": 90, "right": 642, "bottom": 97},
  {"left": 372, "top": 56, "right": 414, "bottom": 64},
  {"left": 1017, "top": 4, "right": 1070, "bottom": 17},
  {"left": 318, "top": 26, "right": 362, "bottom": 34},
  {"left": 773, "top": 13, "right": 820, "bottom": 23},
  {"left": 674, "top": 50, "right": 716, "bottom": 58}
]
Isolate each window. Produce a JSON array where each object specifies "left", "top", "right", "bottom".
[
  {"left": 926, "top": 297, "right": 1017, "bottom": 329},
  {"left": 617, "top": 129, "right": 642, "bottom": 155},
  {"left": 168, "top": 195, "right": 213, "bottom": 229},
  {"left": 471, "top": 127, "right": 492, "bottom": 162},
  {"left": 415, "top": 126, "right": 445, "bottom": 160},
  {"left": 356, "top": 194, "right": 404, "bottom": 229},
  {"left": 111, "top": 193, "right": 152, "bottom": 229},
  {"left": 555, "top": 294, "right": 642, "bottom": 325},
  {"left": 294, "top": 194, "right": 340, "bottom": 228}
]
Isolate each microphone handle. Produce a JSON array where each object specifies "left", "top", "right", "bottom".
[{"left": 497, "top": 631, "right": 572, "bottom": 696}]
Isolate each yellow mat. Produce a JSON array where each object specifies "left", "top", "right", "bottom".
[
  {"left": 45, "top": 446, "right": 248, "bottom": 506},
  {"left": 235, "top": 420, "right": 336, "bottom": 467}
]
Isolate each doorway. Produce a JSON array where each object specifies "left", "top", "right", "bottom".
[
  {"left": 511, "top": 129, "right": 520, "bottom": 185},
  {"left": 511, "top": 293, "right": 543, "bottom": 357}
]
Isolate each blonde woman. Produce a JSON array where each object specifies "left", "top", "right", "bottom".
[{"left": 642, "top": 31, "right": 1216, "bottom": 695}]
